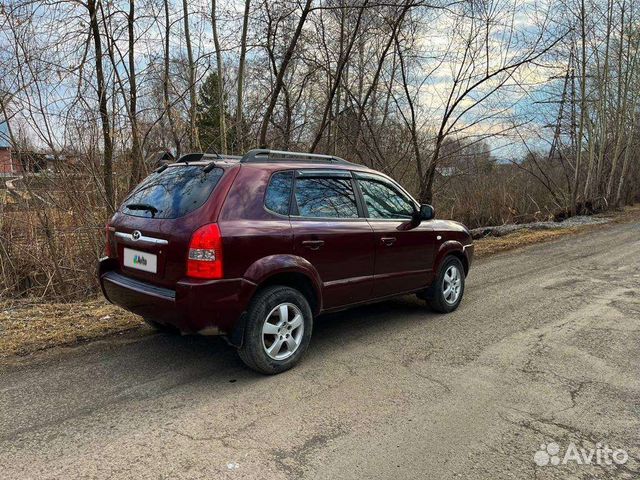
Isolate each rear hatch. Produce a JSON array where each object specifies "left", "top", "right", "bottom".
[{"left": 108, "top": 163, "right": 230, "bottom": 288}]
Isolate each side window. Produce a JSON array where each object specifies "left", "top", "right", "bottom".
[
  {"left": 265, "top": 171, "right": 293, "bottom": 215},
  {"left": 294, "top": 177, "right": 359, "bottom": 218},
  {"left": 358, "top": 178, "right": 414, "bottom": 219}
]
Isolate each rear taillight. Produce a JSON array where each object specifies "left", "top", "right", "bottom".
[
  {"left": 187, "top": 223, "right": 223, "bottom": 279},
  {"left": 105, "top": 224, "right": 115, "bottom": 257}
]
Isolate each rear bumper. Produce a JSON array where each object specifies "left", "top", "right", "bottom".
[{"left": 99, "top": 258, "right": 255, "bottom": 334}]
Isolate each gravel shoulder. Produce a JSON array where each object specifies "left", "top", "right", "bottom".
[{"left": 0, "top": 216, "right": 638, "bottom": 479}]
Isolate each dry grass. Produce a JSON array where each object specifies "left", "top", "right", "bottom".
[
  {"left": 474, "top": 227, "right": 581, "bottom": 257},
  {"left": 475, "top": 204, "right": 640, "bottom": 257},
  {"left": 1, "top": 171, "right": 109, "bottom": 301},
  {"left": 607, "top": 203, "right": 640, "bottom": 223},
  {"left": 0, "top": 299, "right": 142, "bottom": 358}
]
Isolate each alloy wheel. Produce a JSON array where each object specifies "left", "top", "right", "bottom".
[
  {"left": 261, "top": 303, "right": 305, "bottom": 360},
  {"left": 443, "top": 265, "right": 462, "bottom": 305}
]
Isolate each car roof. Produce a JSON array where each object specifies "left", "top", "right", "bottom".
[{"left": 163, "top": 154, "right": 414, "bottom": 203}]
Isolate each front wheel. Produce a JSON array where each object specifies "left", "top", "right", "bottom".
[
  {"left": 238, "top": 286, "right": 313, "bottom": 374},
  {"left": 427, "top": 256, "right": 465, "bottom": 313}
]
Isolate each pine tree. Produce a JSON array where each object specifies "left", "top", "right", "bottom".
[{"left": 196, "top": 72, "right": 230, "bottom": 153}]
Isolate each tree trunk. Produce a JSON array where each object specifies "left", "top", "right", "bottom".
[
  {"left": 570, "top": 0, "right": 587, "bottom": 215},
  {"left": 163, "top": 0, "right": 180, "bottom": 157},
  {"left": 606, "top": 0, "right": 630, "bottom": 202},
  {"left": 211, "top": 0, "right": 227, "bottom": 154},
  {"left": 309, "top": 1, "right": 367, "bottom": 152},
  {"left": 421, "top": 134, "right": 443, "bottom": 204},
  {"left": 236, "top": 0, "right": 250, "bottom": 153},
  {"left": 615, "top": 133, "right": 635, "bottom": 206},
  {"left": 182, "top": 0, "right": 197, "bottom": 149},
  {"left": 396, "top": 35, "right": 425, "bottom": 202},
  {"left": 615, "top": 82, "right": 640, "bottom": 206},
  {"left": 584, "top": 0, "right": 613, "bottom": 201},
  {"left": 128, "top": 0, "right": 143, "bottom": 189},
  {"left": 258, "top": 0, "right": 313, "bottom": 147},
  {"left": 87, "top": 0, "right": 114, "bottom": 212}
]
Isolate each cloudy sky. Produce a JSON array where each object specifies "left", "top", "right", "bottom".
[{"left": 0, "top": 0, "right": 568, "bottom": 161}]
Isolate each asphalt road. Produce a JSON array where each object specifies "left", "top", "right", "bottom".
[{"left": 1, "top": 221, "right": 639, "bottom": 479}]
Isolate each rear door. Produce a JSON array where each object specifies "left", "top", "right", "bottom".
[
  {"left": 111, "top": 164, "right": 227, "bottom": 287},
  {"left": 354, "top": 172, "right": 436, "bottom": 298},
  {"left": 291, "top": 169, "right": 375, "bottom": 309}
]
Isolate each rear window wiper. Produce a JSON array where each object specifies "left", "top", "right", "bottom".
[
  {"left": 203, "top": 161, "right": 218, "bottom": 173},
  {"left": 125, "top": 203, "right": 158, "bottom": 217}
]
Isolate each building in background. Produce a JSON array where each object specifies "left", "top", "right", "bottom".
[{"left": 0, "top": 120, "right": 19, "bottom": 176}]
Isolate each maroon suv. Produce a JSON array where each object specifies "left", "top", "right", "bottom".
[{"left": 99, "top": 149, "right": 473, "bottom": 373}]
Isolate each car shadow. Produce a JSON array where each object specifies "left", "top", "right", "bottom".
[
  {"left": 315, "top": 295, "right": 431, "bottom": 336},
  {"left": 121, "top": 295, "right": 435, "bottom": 379},
  {"left": 122, "top": 295, "right": 434, "bottom": 379},
  {"left": 125, "top": 296, "right": 428, "bottom": 375},
  {"left": 0, "top": 297, "right": 436, "bottom": 438},
  {"left": 3, "top": 298, "right": 443, "bottom": 451},
  {"left": 2, "top": 296, "right": 441, "bottom": 435}
]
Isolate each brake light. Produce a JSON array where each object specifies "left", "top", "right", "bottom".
[
  {"left": 105, "top": 224, "right": 115, "bottom": 257},
  {"left": 187, "top": 223, "right": 223, "bottom": 279}
]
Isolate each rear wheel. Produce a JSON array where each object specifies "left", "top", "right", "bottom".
[
  {"left": 238, "top": 286, "right": 313, "bottom": 374},
  {"left": 427, "top": 256, "right": 465, "bottom": 313}
]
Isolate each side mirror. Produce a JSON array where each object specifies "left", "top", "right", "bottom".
[
  {"left": 420, "top": 204, "right": 435, "bottom": 220},
  {"left": 413, "top": 204, "right": 435, "bottom": 224}
]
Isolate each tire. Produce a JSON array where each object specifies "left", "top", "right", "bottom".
[
  {"left": 143, "top": 318, "right": 180, "bottom": 334},
  {"left": 238, "top": 286, "right": 313, "bottom": 374},
  {"left": 427, "top": 256, "right": 465, "bottom": 313}
]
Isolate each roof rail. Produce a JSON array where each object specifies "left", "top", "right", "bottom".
[
  {"left": 239, "top": 149, "right": 352, "bottom": 165},
  {"left": 176, "top": 152, "right": 205, "bottom": 163},
  {"left": 176, "top": 153, "right": 242, "bottom": 163}
]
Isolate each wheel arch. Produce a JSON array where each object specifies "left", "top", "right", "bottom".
[
  {"left": 448, "top": 250, "right": 469, "bottom": 276},
  {"left": 242, "top": 254, "right": 323, "bottom": 314},
  {"left": 434, "top": 241, "right": 469, "bottom": 276},
  {"left": 228, "top": 256, "right": 322, "bottom": 347},
  {"left": 255, "top": 271, "right": 320, "bottom": 316}
]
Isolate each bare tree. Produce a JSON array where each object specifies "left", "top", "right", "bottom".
[
  {"left": 570, "top": 0, "right": 588, "bottom": 214},
  {"left": 258, "top": 0, "right": 313, "bottom": 147},
  {"left": 419, "top": 2, "right": 565, "bottom": 203},
  {"left": 163, "top": 0, "right": 181, "bottom": 157},
  {"left": 127, "top": 0, "right": 143, "bottom": 188},
  {"left": 308, "top": 1, "right": 368, "bottom": 152},
  {"left": 87, "top": 0, "right": 114, "bottom": 211},
  {"left": 235, "top": 0, "right": 251, "bottom": 152},
  {"left": 211, "top": 0, "right": 227, "bottom": 153},
  {"left": 182, "top": 0, "right": 197, "bottom": 149}
]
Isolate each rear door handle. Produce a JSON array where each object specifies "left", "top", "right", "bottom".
[
  {"left": 302, "top": 240, "right": 325, "bottom": 250},
  {"left": 381, "top": 237, "right": 396, "bottom": 246}
]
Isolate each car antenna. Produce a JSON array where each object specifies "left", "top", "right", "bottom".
[
  {"left": 201, "top": 140, "right": 224, "bottom": 173},
  {"left": 203, "top": 140, "right": 223, "bottom": 159}
]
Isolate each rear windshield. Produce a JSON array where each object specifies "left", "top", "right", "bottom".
[{"left": 122, "top": 165, "right": 224, "bottom": 219}]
